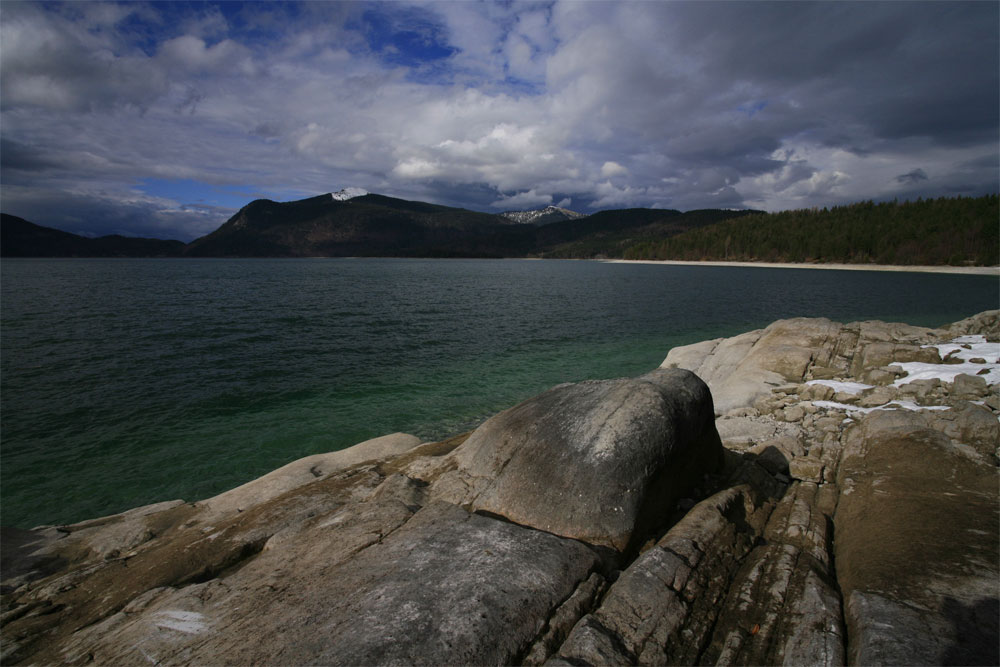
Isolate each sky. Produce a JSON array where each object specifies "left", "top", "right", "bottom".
[{"left": 1, "top": 1, "right": 997, "bottom": 242}]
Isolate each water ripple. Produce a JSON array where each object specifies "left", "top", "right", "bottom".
[{"left": 2, "top": 258, "right": 996, "bottom": 528}]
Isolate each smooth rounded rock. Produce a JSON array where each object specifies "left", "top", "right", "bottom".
[{"left": 454, "top": 368, "right": 723, "bottom": 552}]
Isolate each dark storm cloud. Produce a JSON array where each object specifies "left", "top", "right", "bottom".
[
  {"left": 896, "top": 169, "right": 929, "bottom": 185},
  {"left": 674, "top": 1, "right": 999, "bottom": 151},
  {"left": 1, "top": 185, "right": 230, "bottom": 241},
  {"left": 0, "top": 137, "right": 62, "bottom": 172}
]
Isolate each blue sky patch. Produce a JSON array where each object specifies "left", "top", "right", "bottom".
[
  {"left": 737, "top": 101, "right": 768, "bottom": 118},
  {"left": 139, "top": 178, "right": 271, "bottom": 209},
  {"left": 356, "top": 6, "right": 457, "bottom": 69}
]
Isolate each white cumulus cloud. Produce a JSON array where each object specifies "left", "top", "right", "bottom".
[{"left": 601, "top": 161, "right": 628, "bottom": 178}]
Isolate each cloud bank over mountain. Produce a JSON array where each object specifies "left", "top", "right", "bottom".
[{"left": 1, "top": 1, "right": 996, "bottom": 240}]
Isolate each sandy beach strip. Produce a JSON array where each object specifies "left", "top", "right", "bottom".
[{"left": 600, "top": 259, "right": 999, "bottom": 276}]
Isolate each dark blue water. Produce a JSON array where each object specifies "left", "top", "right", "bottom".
[{"left": 2, "top": 258, "right": 996, "bottom": 528}]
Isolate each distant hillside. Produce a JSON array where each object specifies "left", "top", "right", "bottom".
[
  {"left": 622, "top": 195, "right": 1000, "bottom": 266},
  {"left": 183, "top": 193, "right": 533, "bottom": 257},
  {"left": 1, "top": 214, "right": 185, "bottom": 257},
  {"left": 183, "top": 194, "right": 763, "bottom": 258},
  {"left": 537, "top": 208, "right": 762, "bottom": 258},
  {"left": 6, "top": 193, "right": 993, "bottom": 264}
]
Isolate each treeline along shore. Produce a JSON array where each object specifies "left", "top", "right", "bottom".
[
  {"left": 623, "top": 195, "right": 999, "bottom": 266},
  {"left": 2, "top": 310, "right": 998, "bottom": 665},
  {"left": 2, "top": 193, "right": 997, "bottom": 265}
]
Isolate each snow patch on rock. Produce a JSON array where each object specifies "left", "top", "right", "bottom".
[
  {"left": 892, "top": 337, "right": 1000, "bottom": 387},
  {"left": 500, "top": 205, "right": 585, "bottom": 224},
  {"left": 331, "top": 187, "right": 368, "bottom": 201},
  {"left": 806, "top": 380, "right": 873, "bottom": 395}
]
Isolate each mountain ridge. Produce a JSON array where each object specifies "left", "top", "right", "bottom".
[
  {"left": 3, "top": 192, "right": 757, "bottom": 258},
  {"left": 0, "top": 214, "right": 186, "bottom": 258},
  {"left": 183, "top": 192, "right": 526, "bottom": 257},
  {"left": 5, "top": 192, "right": 991, "bottom": 265}
]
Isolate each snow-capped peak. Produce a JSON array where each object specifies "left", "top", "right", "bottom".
[{"left": 331, "top": 187, "right": 368, "bottom": 201}]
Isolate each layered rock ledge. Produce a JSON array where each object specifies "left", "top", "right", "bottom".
[{"left": 2, "top": 311, "right": 997, "bottom": 666}]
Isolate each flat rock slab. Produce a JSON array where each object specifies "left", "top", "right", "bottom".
[
  {"left": 200, "top": 432, "right": 423, "bottom": 516},
  {"left": 835, "top": 410, "right": 1000, "bottom": 665},
  {"left": 58, "top": 501, "right": 601, "bottom": 666},
  {"left": 247, "top": 501, "right": 601, "bottom": 666}
]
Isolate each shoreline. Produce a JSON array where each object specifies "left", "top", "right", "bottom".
[
  {"left": 599, "top": 258, "right": 999, "bottom": 276},
  {"left": 5, "top": 256, "right": 999, "bottom": 275}
]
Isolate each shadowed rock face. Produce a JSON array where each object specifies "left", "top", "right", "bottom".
[
  {"left": 2, "top": 311, "right": 997, "bottom": 666},
  {"left": 836, "top": 410, "right": 1000, "bottom": 666}
]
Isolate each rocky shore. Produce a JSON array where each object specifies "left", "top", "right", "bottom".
[{"left": 2, "top": 311, "right": 998, "bottom": 665}]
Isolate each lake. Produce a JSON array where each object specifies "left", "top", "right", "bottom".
[{"left": 2, "top": 258, "right": 996, "bottom": 528}]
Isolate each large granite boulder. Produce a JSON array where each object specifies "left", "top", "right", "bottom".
[{"left": 436, "top": 368, "right": 723, "bottom": 552}]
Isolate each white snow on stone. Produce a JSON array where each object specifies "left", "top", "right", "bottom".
[
  {"left": 887, "top": 337, "right": 1000, "bottom": 387},
  {"left": 928, "top": 337, "right": 997, "bottom": 362},
  {"left": 331, "top": 187, "right": 367, "bottom": 201},
  {"left": 893, "top": 361, "right": 1000, "bottom": 387},
  {"left": 806, "top": 335, "right": 998, "bottom": 418},
  {"left": 950, "top": 335, "right": 988, "bottom": 344},
  {"left": 153, "top": 610, "right": 209, "bottom": 634},
  {"left": 806, "top": 380, "right": 873, "bottom": 394},
  {"left": 884, "top": 399, "right": 951, "bottom": 412},
  {"left": 813, "top": 400, "right": 951, "bottom": 415}
]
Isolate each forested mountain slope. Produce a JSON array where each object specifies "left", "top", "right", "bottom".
[
  {"left": 183, "top": 193, "right": 528, "bottom": 257},
  {"left": 0, "top": 214, "right": 185, "bottom": 257},
  {"left": 538, "top": 208, "right": 761, "bottom": 258},
  {"left": 622, "top": 195, "right": 999, "bottom": 265}
]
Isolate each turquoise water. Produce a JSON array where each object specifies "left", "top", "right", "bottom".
[{"left": 2, "top": 258, "right": 997, "bottom": 528}]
